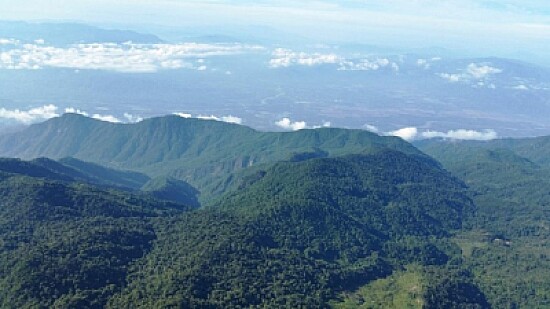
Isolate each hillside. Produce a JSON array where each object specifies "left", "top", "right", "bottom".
[
  {"left": 0, "top": 160, "right": 192, "bottom": 308},
  {"left": 418, "top": 139, "right": 550, "bottom": 307},
  {"left": 0, "top": 150, "right": 490, "bottom": 308},
  {"left": 109, "top": 151, "right": 487, "bottom": 308}
]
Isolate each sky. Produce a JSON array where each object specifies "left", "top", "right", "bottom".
[
  {"left": 0, "top": 0, "right": 549, "bottom": 61},
  {"left": 2, "top": 1, "right": 550, "bottom": 56}
]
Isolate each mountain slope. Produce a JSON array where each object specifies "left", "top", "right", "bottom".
[
  {"left": 418, "top": 139, "right": 550, "bottom": 307},
  {"left": 0, "top": 160, "right": 192, "bottom": 308},
  {"left": 109, "top": 151, "right": 484, "bottom": 307},
  {"left": 0, "top": 157, "right": 150, "bottom": 190}
]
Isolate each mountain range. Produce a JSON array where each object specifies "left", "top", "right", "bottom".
[{"left": 0, "top": 114, "right": 549, "bottom": 307}]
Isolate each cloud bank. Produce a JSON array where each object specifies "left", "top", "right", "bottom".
[
  {"left": 0, "top": 41, "right": 263, "bottom": 73},
  {"left": 269, "top": 48, "right": 340, "bottom": 68},
  {"left": 275, "top": 117, "right": 307, "bottom": 130},
  {"left": 275, "top": 117, "right": 330, "bottom": 131},
  {"left": 364, "top": 123, "right": 498, "bottom": 141},
  {"left": 269, "top": 48, "right": 399, "bottom": 71},
  {"left": 0, "top": 104, "right": 146, "bottom": 124},
  {"left": 386, "top": 127, "right": 498, "bottom": 141},
  {"left": 439, "top": 63, "right": 502, "bottom": 84},
  {"left": 197, "top": 114, "right": 243, "bottom": 124},
  {"left": 0, "top": 105, "right": 499, "bottom": 142},
  {"left": 64, "top": 107, "right": 132, "bottom": 123},
  {"left": 0, "top": 104, "right": 59, "bottom": 124},
  {"left": 174, "top": 112, "right": 243, "bottom": 124},
  {"left": 388, "top": 127, "right": 419, "bottom": 141},
  {"left": 421, "top": 129, "right": 498, "bottom": 141}
]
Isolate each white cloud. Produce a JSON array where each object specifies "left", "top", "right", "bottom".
[
  {"left": 439, "top": 73, "right": 462, "bottom": 82},
  {"left": 197, "top": 114, "right": 243, "bottom": 124},
  {"left": 270, "top": 48, "right": 399, "bottom": 72},
  {"left": 383, "top": 126, "right": 498, "bottom": 141},
  {"left": 312, "top": 121, "right": 331, "bottom": 129},
  {"left": 174, "top": 112, "right": 192, "bottom": 118},
  {"left": 123, "top": 113, "right": 143, "bottom": 123},
  {"left": 466, "top": 63, "right": 502, "bottom": 79},
  {"left": 513, "top": 84, "right": 529, "bottom": 90},
  {"left": 0, "top": 42, "right": 263, "bottom": 73},
  {"left": 387, "top": 127, "right": 418, "bottom": 141},
  {"left": 269, "top": 48, "right": 340, "bottom": 68},
  {"left": 63, "top": 108, "right": 141, "bottom": 123},
  {"left": 0, "top": 105, "right": 144, "bottom": 125},
  {"left": 91, "top": 113, "right": 122, "bottom": 123},
  {"left": 339, "top": 58, "right": 396, "bottom": 71},
  {"left": 421, "top": 129, "right": 497, "bottom": 141},
  {"left": 439, "top": 63, "right": 502, "bottom": 84},
  {"left": 275, "top": 117, "right": 308, "bottom": 131},
  {"left": 363, "top": 124, "right": 380, "bottom": 133},
  {"left": 34, "top": 39, "right": 45, "bottom": 45},
  {"left": 0, "top": 104, "right": 59, "bottom": 124},
  {"left": 416, "top": 58, "right": 430, "bottom": 69},
  {"left": 0, "top": 38, "right": 19, "bottom": 45},
  {"left": 64, "top": 107, "right": 89, "bottom": 116},
  {"left": 416, "top": 57, "right": 441, "bottom": 69},
  {"left": 173, "top": 112, "right": 243, "bottom": 124},
  {"left": 391, "top": 62, "right": 400, "bottom": 72}
]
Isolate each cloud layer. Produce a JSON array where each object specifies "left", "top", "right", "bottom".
[
  {"left": 197, "top": 114, "right": 243, "bottom": 124},
  {"left": 0, "top": 105, "right": 499, "bottom": 142},
  {"left": 388, "top": 127, "right": 419, "bottom": 141},
  {"left": 0, "top": 41, "right": 263, "bottom": 73},
  {"left": 269, "top": 48, "right": 399, "bottom": 71},
  {"left": 0, "top": 105, "right": 146, "bottom": 124},
  {"left": 275, "top": 117, "right": 330, "bottom": 131},
  {"left": 439, "top": 63, "right": 502, "bottom": 84},
  {"left": 174, "top": 112, "right": 243, "bottom": 124},
  {"left": 421, "top": 129, "right": 498, "bottom": 141},
  {"left": 364, "top": 123, "right": 497, "bottom": 141},
  {"left": 0, "top": 104, "right": 59, "bottom": 124}
]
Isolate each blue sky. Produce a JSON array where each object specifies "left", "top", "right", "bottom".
[{"left": 1, "top": 0, "right": 549, "bottom": 61}]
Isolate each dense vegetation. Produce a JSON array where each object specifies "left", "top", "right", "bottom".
[
  {"left": 109, "top": 151, "right": 484, "bottom": 308},
  {"left": 0, "top": 159, "right": 191, "bottom": 308},
  {"left": 0, "top": 147, "right": 489, "bottom": 308},
  {"left": 1, "top": 117, "right": 548, "bottom": 307},
  {"left": 419, "top": 140, "right": 550, "bottom": 308}
]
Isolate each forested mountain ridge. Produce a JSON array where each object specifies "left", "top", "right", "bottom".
[
  {"left": 0, "top": 114, "right": 429, "bottom": 198},
  {"left": 4, "top": 116, "right": 550, "bottom": 307}
]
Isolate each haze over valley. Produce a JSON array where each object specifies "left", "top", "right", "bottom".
[{"left": 1, "top": 20, "right": 549, "bottom": 139}]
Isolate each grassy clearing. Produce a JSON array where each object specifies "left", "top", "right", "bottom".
[{"left": 331, "top": 265, "right": 424, "bottom": 309}]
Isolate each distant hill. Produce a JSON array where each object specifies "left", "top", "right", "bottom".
[
  {"left": 0, "top": 114, "right": 428, "bottom": 200},
  {"left": 0, "top": 21, "right": 162, "bottom": 45},
  {"left": 417, "top": 136, "right": 550, "bottom": 167}
]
